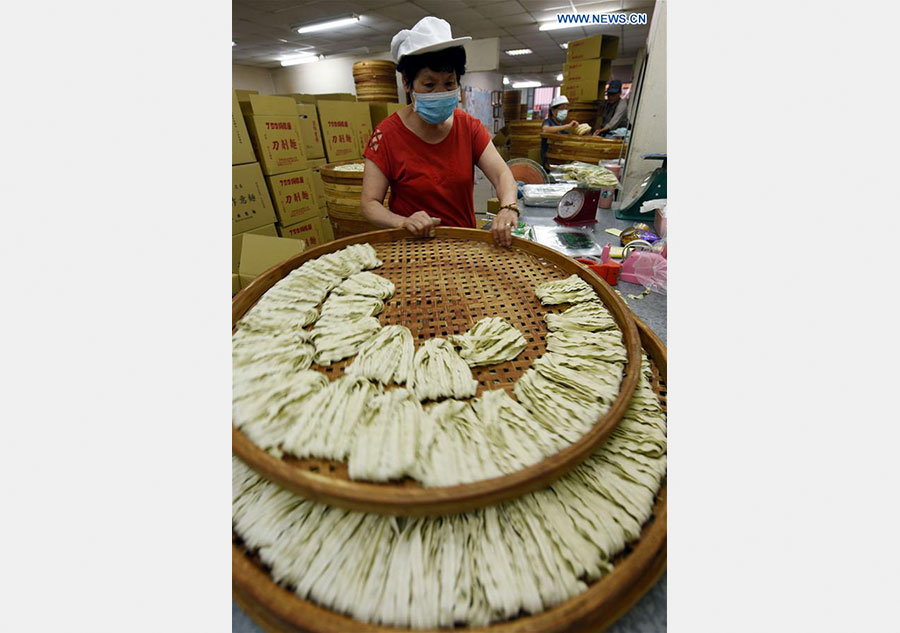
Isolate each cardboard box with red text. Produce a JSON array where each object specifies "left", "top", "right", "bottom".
[
  {"left": 350, "top": 102, "right": 374, "bottom": 156},
  {"left": 295, "top": 104, "right": 325, "bottom": 159},
  {"left": 278, "top": 213, "right": 330, "bottom": 248},
  {"left": 562, "top": 59, "right": 612, "bottom": 101},
  {"left": 266, "top": 169, "right": 318, "bottom": 227},
  {"left": 316, "top": 100, "right": 362, "bottom": 163},
  {"left": 232, "top": 163, "right": 277, "bottom": 235},
  {"left": 232, "top": 90, "right": 256, "bottom": 165},
  {"left": 240, "top": 95, "right": 307, "bottom": 175},
  {"left": 566, "top": 34, "right": 619, "bottom": 62}
]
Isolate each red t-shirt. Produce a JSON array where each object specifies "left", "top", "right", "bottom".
[{"left": 364, "top": 108, "right": 491, "bottom": 228}]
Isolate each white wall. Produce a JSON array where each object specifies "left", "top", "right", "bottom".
[
  {"left": 271, "top": 50, "right": 407, "bottom": 101},
  {"left": 232, "top": 64, "right": 276, "bottom": 94},
  {"left": 462, "top": 38, "right": 499, "bottom": 72},
  {"left": 462, "top": 71, "right": 502, "bottom": 93},
  {"left": 267, "top": 38, "right": 499, "bottom": 102},
  {"left": 620, "top": 0, "right": 666, "bottom": 204}
]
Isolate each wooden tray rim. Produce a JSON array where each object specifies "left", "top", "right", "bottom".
[{"left": 232, "top": 227, "right": 641, "bottom": 516}]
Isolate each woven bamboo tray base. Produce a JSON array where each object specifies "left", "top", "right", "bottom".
[
  {"left": 233, "top": 228, "right": 641, "bottom": 516},
  {"left": 232, "top": 316, "right": 666, "bottom": 633}
]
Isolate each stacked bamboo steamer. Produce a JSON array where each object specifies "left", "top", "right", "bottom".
[
  {"left": 508, "top": 120, "right": 543, "bottom": 158},
  {"left": 543, "top": 131, "right": 627, "bottom": 163},
  {"left": 567, "top": 101, "right": 601, "bottom": 128},
  {"left": 502, "top": 90, "right": 521, "bottom": 121},
  {"left": 352, "top": 60, "right": 399, "bottom": 103},
  {"left": 320, "top": 160, "right": 390, "bottom": 238}
]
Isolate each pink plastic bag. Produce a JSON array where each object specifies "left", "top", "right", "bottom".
[{"left": 620, "top": 250, "right": 667, "bottom": 294}]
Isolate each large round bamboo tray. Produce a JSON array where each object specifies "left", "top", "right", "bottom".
[
  {"left": 508, "top": 120, "right": 543, "bottom": 158},
  {"left": 233, "top": 227, "right": 641, "bottom": 516},
  {"left": 318, "top": 160, "right": 388, "bottom": 237},
  {"left": 232, "top": 315, "right": 666, "bottom": 633},
  {"left": 543, "top": 131, "right": 627, "bottom": 163}
]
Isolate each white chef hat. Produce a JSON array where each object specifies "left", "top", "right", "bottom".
[{"left": 391, "top": 17, "right": 471, "bottom": 63}]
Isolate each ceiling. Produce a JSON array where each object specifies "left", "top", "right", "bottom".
[{"left": 233, "top": 0, "right": 655, "bottom": 83}]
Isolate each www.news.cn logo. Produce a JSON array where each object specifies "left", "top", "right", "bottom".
[{"left": 556, "top": 12, "right": 647, "bottom": 25}]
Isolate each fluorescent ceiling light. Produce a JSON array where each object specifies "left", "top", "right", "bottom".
[
  {"left": 280, "top": 53, "right": 320, "bottom": 67},
  {"left": 296, "top": 14, "right": 360, "bottom": 34},
  {"left": 504, "top": 48, "right": 533, "bottom": 56},
  {"left": 512, "top": 81, "right": 541, "bottom": 88},
  {"left": 556, "top": 74, "right": 563, "bottom": 81},
  {"left": 503, "top": 76, "right": 510, "bottom": 85}
]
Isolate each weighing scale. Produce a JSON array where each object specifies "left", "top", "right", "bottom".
[
  {"left": 615, "top": 153, "right": 667, "bottom": 221},
  {"left": 555, "top": 187, "right": 602, "bottom": 226}
]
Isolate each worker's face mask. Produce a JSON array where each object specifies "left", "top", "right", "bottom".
[
  {"left": 413, "top": 89, "right": 459, "bottom": 124},
  {"left": 556, "top": 109, "right": 568, "bottom": 121}
]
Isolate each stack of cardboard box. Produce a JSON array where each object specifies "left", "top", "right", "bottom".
[
  {"left": 292, "top": 94, "right": 384, "bottom": 243},
  {"left": 561, "top": 34, "right": 620, "bottom": 104},
  {"left": 232, "top": 91, "right": 310, "bottom": 295},
  {"left": 233, "top": 90, "right": 276, "bottom": 295},
  {"left": 269, "top": 94, "right": 341, "bottom": 247}
]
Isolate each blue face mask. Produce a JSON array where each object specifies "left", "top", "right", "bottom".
[{"left": 412, "top": 88, "right": 459, "bottom": 124}]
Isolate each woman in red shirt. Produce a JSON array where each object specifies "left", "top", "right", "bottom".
[{"left": 361, "top": 17, "right": 519, "bottom": 246}]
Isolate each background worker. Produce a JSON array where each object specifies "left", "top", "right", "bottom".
[
  {"left": 593, "top": 80, "right": 628, "bottom": 137},
  {"left": 540, "top": 95, "right": 578, "bottom": 169}
]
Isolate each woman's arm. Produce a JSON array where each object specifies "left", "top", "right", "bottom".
[
  {"left": 543, "top": 120, "right": 579, "bottom": 133},
  {"left": 361, "top": 158, "right": 439, "bottom": 237},
  {"left": 477, "top": 142, "right": 519, "bottom": 247}
]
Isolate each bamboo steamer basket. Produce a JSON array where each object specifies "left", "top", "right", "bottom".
[
  {"left": 542, "top": 131, "right": 627, "bottom": 162},
  {"left": 353, "top": 60, "right": 399, "bottom": 103},
  {"left": 353, "top": 60, "right": 396, "bottom": 73},
  {"left": 567, "top": 101, "right": 601, "bottom": 127},
  {"left": 507, "top": 120, "right": 543, "bottom": 158},
  {"left": 233, "top": 228, "right": 641, "bottom": 516},
  {"left": 232, "top": 314, "right": 666, "bottom": 633},
  {"left": 318, "top": 160, "right": 389, "bottom": 237}
]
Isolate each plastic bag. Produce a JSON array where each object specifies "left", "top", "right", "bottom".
[
  {"left": 521, "top": 183, "right": 577, "bottom": 207},
  {"left": 620, "top": 250, "right": 667, "bottom": 294}
]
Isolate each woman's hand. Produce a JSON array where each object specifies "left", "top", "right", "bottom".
[
  {"left": 491, "top": 208, "right": 518, "bottom": 247},
  {"left": 566, "top": 120, "right": 579, "bottom": 130},
  {"left": 402, "top": 210, "right": 440, "bottom": 237}
]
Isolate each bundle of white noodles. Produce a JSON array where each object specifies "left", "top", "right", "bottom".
[{"left": 233, "top": 354, "right": 665, "bottom": 628}]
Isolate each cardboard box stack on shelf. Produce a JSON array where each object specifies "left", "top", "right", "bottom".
[
  {"left": 232, "top": 91, "right": 313, "bottom": 296},
  {"left": 265, "top": 94, "right": 345, "bottom": 247},
  {"left": 561, "top": 34, "right": 619, "bottom": 112},
  {"left": 316, "top": 99, "right": 364, "bottom": 163},
  {"left": 239, "top": 94, "right": 308, "bottom": 176},
  {"left": 231, "top": 160, "right": 280, "bottom": 295}
]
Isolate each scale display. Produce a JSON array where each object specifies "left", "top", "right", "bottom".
[{"left": 555, "top": 188, "right": 601, "bottom": 226}]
